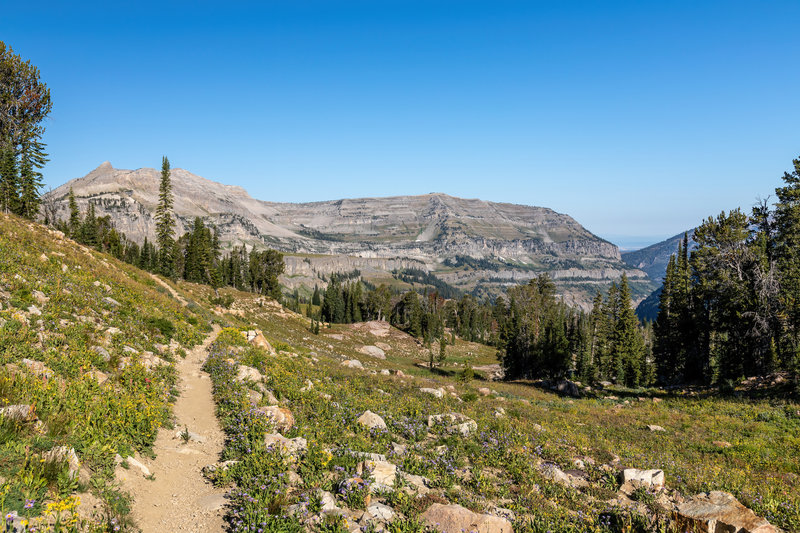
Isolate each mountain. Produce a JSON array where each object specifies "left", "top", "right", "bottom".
[
  {"left": 621, "top": 230, "right": 695, "bottom": 283},
  {"left": 46, "top": 162, "right": 654, "bottom": 308}
]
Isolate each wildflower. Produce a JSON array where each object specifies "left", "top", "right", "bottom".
[{"left": 24, "top": 499, "right": 35, "bottom": 509}]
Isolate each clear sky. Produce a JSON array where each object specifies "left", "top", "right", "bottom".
[{"left": 3, "top": 1, "right": 799, "bottom": 249}]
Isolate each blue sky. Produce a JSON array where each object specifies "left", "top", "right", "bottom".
[{"left": 3, "top": 1, "right": 799, "bottom": 249}]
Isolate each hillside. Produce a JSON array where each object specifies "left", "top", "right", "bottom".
[
  {"left": 45, "top": 162, "right": 654, "bottom": 308},
  {"left": 621, "top": 230, "right": 695, "bottom": 282},
  {"left": 2, "top": 213, "right": 795, "bottom": 532}
]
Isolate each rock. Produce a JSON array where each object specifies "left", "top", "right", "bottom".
[
  {"left": 712, "top": 440, "right": 732, "bottom": 448},
  {"left": 21, "top": 358, "right": 54, "bottom": 378},
  {"left": 428, "top": 413, "right": 478, "bottom": 436},
  {"left": 494, "top": 407, "right": 506, "bottom": 418},
  {"left": 91, "top": 346, "right": 111, "bottom": 361},
  {"left": 202, "top": 460, "right": 238, "bottom": 475},
  {"left": 421, "top": 503, "right": 513, "bottom": 533},
  {"left": 115, "top": 454, "right": 151, "bottom": 477},
  {"left": 366, "top": 502, "right": 395, "bottom": 521},
  {"left": 539, "top": 463, "right": 588, "bottom": 489},
  {"left": 621, "top": 468, "right": 665, "bottom": 489},
  {"left": 32, "top": 290, "right": 49, "bottom": 305},
  {"left": 647, "top": 424, "right": 667, "bottom": 432},
  {"left": 39, "top": 253, "right": 48, "bottom": 262},
  {"left": 300, "top": 379, "right": 314, "bottom": 392},
  {"left": 27, "top": 305, "right": 42, "bottom": 316},
  {"left": 87, "top": 370, "right": 109, "bottom": 384},
  {"left": 360, "top": 459, "right": 397, "bottom": 487},
  {"left": 341, "top": 359, "right": 364, "bottom": 369},
  {"left": 139, "top": 352, "right": 167, "bottom": 370},
  {"left": 554, "top": 379, "right": 581, "bottom": 398},
  {"left": 105, "top": 327, "right": 122, "bottom": 336},
  {"left": 380, "top": 369, "right": 391, "bottom": 375},
  {"left": 42, "top": 446, "right": 82, "bottom": 479},
  {"left": 175, "top": 430, "right": 206, "bottom": 443},
  {"left": 122, "top": 345, "right": 138, "bottom": 354},
  {"left": 357, "top": 410, "right": 387, "bottom": 430},
  {"left": 197, "top": 493, "right": 227, "bottom": 511},
  {"left": 402, "top": 473, "right": 431, "bottom": 495},
  {"left": 264, "top": 433, "right": 308, "bottom": 455},
  {"left": 375, "top": 342, "right": 391, "bottom": 351},
  {"left": 250, "top": 331, "right": 276, "bottom": 353},
  {"left": 0, "top": 404, "right": 36, "bottom": 422},
  {"left": 358, "top": 345, "right": 386, "bottom": 359},
  {"left": 319, "top": 490, "right": 339, "bottom": 512},
  {"left": 420, "top": 387, "right": 445, "bottom": 398},
  {"left": 257, "top": 405, "right": 295, "bottom": 432},
  {"left": 247, "top": 390, "right": 263, "bottom": 405},
  {"left": 676, "top": 491, "right": 778, "bottom": 533},
  {"left": 102, "top": 297, "right": 121, "bottom": 307},
  {"left": 477, "top": 387, "right": 492, "bottom": 396},
  {"left": 236, "top": 365, "right": 264, "bottom": 382}
]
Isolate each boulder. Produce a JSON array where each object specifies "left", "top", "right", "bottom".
[
  {"left": 647, "top": 424, "right": 667, "bottom": 432},
  {"left": 358, "top": 345, "right": 386, "bottom": 359},
  {"left": 366, "top": 502, "right": 395, "bottom": 521},
  {"left": 247, "top": 390, "right": 263, "bottom": 406},
  {"left": 421, "top": 503, "right": 512, "bottom": 533},
  {"left": 264, "top": 433, "right": 307, "bottom": 455},
  {"left": 621, "top": 468, "right": 665, "bottom": 489},
  {"left": 42, "top": 446, "right": 81, "bottom": 480},
  {"left": 102, "top": 297, "right": 121, "bottom": 307},
  {"left": 257, "top": 406, "right": 295, "bottom": 432},
  {"left": 539, "top": 463, "right": 589, "bottom": 489},
  {"left": 21, "top": 358, "right": 54, "bottom": 379},
  {"left": 712, "top": 440, "right": 732, "bottom": 448},
  {"left": 0, "top": 404, "right": 36, "bottom": 422},
  {"left": 676, "top": 491, "right": 778, "bottom": 533},
  {"left": 477, "top": 387, "right": 492, "bottom": 396},
  {"left": 554, "top": 379, "right": 581, "bottom": 398},
  {"left": 236, "top": 365, "right": 264, "bottom": 383},
  {"left": 420, "top": 387, "right": 445, "bottom": 399},
  {"left": 360, "top": 459, "right": 397, "bottom": 487},
  {"left": 357, "top": 410, "right": 387, "bottom": 430},
  {"left": 342, "top": 359, "right": 364, "bottom": 369},
  {"left": 91, "top": 346, "right": 111, "bottom": 361},
  {"left": 32, "top": 290, "right": 49, "bottom": 305}
]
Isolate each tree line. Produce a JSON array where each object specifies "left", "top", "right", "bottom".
[{"left": 653, "top": 156, "right": 800, "bottom": 389}]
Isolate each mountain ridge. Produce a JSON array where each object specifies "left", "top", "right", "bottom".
[{"left": 45, "top": 162, "right": 651, "bottom": 307}]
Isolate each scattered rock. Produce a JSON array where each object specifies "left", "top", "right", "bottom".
[
  {"left": 421, "top": 503, "right": 513, "bottom": 533},
  {"left": 32, "top": 290, "right": 49, "bottom": 305},
  {"left": 241, "top": 330, "right": 276, "bottom": 354},
  {"left": 358, "top": 345, "right": 386, "bottom": 359},
  {"left": 676, "top": 491, "right": 778, "bottom": 533},
  {"left": 21, "top": 358, "right": 54, "bottom": 378},
  {"left": 712, "top": 440, "right": 732, "bottom": 448},
  {"left": 319, "top": 490, "right": 339, "bottom": 512},
  {"left": 247, "top": 390, "right": 263, "bottom": 405},
  {"left": 341, "top": 359, "right": 364, "bottom": 369},
  {"left": 647, "top": 424, "right": 666, "bottom": 432},
  {"left": 115, "top": 454, "right": 151, "bottom": 477},
  {"left": 357, "top": 410, "right": 387, "bottom": 430},
  {"left": 27, "top": 305, "right": 41, "bottom": 316},
  {"left": 174, "top": 430, "right": 206, "bottom": 443},
  {"left": 87, "top": 370, "right": 109, "bottom": 384},
  {"left": 477, "top": 387, "right": 492, "bottom": 396},
  {"left": 428, "top": 413, "right": 478, "bottom": 436}
]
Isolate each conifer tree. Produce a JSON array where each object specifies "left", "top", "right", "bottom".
[
  {"left": 0, "top": 148, "right": 18, "bottom": 214},
  {"left": 67, "top": 188, "right": 81, "bottom": 238},
  {"left": 155, "top": 156, "right": 175, "bottom": 277}
]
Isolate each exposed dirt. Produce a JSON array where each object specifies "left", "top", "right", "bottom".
[
  {"left": 120, "top": 325, "right": 227, "bottom": 532},
  {"left": 149, "top": 273, "right": 189, "bottom": 307}
]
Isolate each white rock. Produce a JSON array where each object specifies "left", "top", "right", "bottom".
[
  {"left": 420, "top": 387, "right": 444, "bottom": 398},
  {"left": 357, "top": 410, "right": 387, "bottom": 430},
  {"left": 622, "top": 468, "right": 665, "bottom": 489}
]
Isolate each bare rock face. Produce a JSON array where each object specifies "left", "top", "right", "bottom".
[
  {"left": 676, "top": 491, "right": 778, "bottom": 533},
  {"left": 421, "top": 503, "right": 513, "bottom": 533}
]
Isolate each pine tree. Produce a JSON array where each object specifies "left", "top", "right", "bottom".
[
  {"left": 774, "top": 156, "right": 800, "bottom": 380},
  {"left": 0, "top": 148, "right": 18, "bottom": 214},
  {"left": 67, "top": 188, "right": 81, "bottom": 238},
  {"left": 615, "top": 274, "right": 645, "bottom": 387},
  {"left": 17, "top": 137, "right": 47, "bottom": 219},
  {"left": 155, "top": 156, "right": 175, "bottom": 277},
  {"left": 80, "top": 202, "right": 98, "bottom": 247}
]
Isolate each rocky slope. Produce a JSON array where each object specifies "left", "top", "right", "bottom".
[
  {"left": 46, "top": 162, "right": 654, "bottom": 307},
  {"left": 621, "top": 230, "right": 696, "bottom": 282}
]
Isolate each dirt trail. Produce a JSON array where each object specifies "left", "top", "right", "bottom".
[
  {"left": 121, "top": 325, "right": 227, "bottom": 532},
  {"left": 150, "top": 273, "right": 189, "bottom": 307}
]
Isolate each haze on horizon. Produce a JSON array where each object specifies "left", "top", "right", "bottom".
[{"left": 3, "top": 0, "right": 799, "bottom": 250}]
